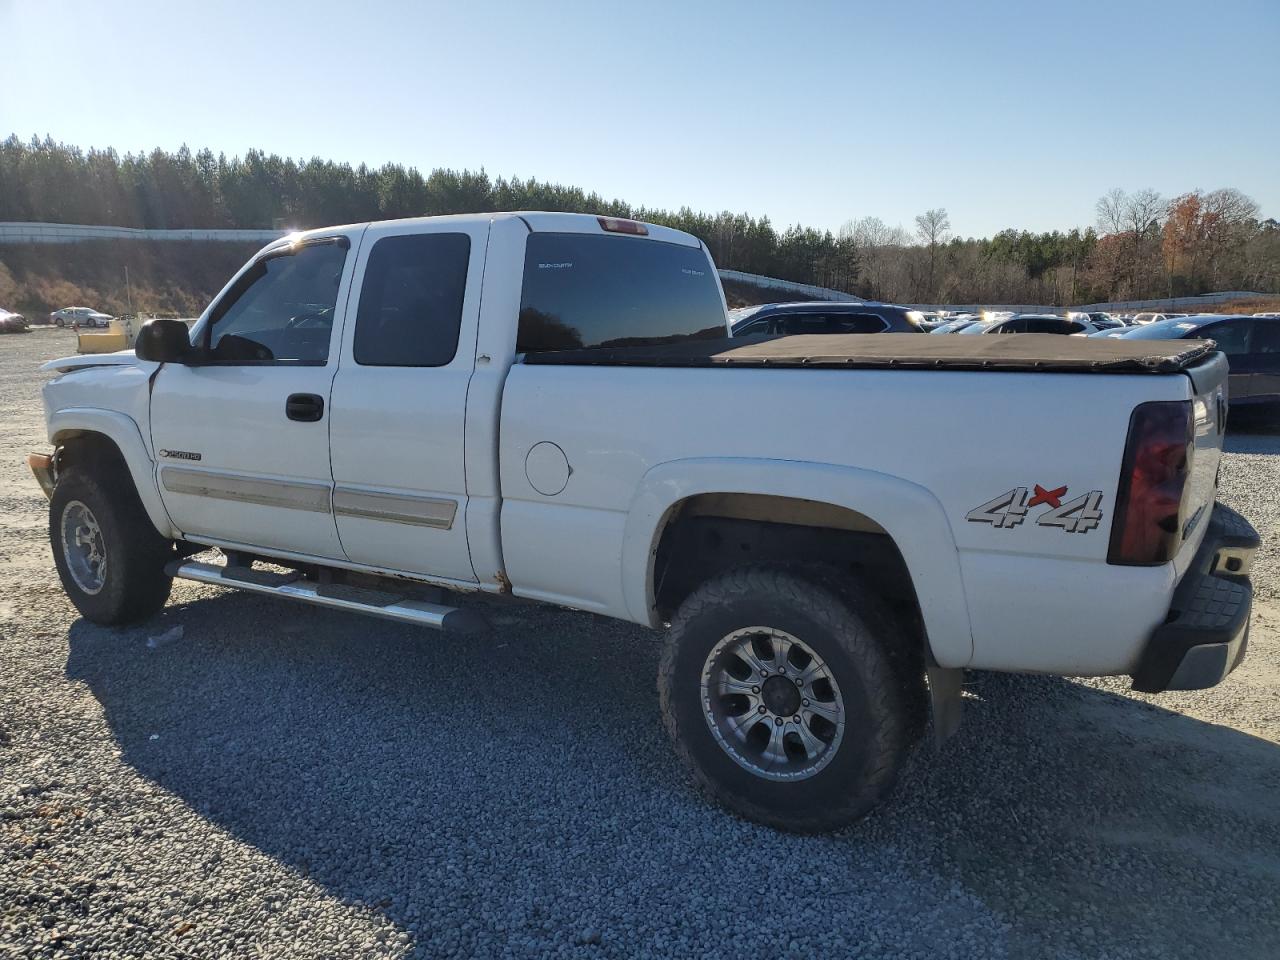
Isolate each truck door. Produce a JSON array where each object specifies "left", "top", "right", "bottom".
[
  {"left": 1200, "top": 319, "right": 1255, "bottom": 402},
  {"left": 1249, "top": 319, "right": 1280, "bottom": 404},
  {"left": 150, "top": 233, "right": 361, "bottom": 559},
  {"left": 327, "top": 220, "right": 488, "bottom": 583}
]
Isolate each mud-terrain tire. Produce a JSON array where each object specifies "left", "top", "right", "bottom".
[
  {"left": 658, "top": 566, "right": 914, "bottom": 832},
  {"left": 50, "top": 457, "right": 173, "bottom": 625}
]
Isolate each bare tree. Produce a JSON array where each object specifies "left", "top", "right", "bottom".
[
  {"left": 840, "top": 216, "right": 910, "bottom": 299},
  {"left": 914, "top": 208, "right": 951, "bottom": 301},
  {"left": 1124, "top": 188, "right": 1165, "bottom": 239},
  {"left": 1095, "top": 188, "right": 1165, "bottom": 297},
  {"left": 1096, "top": 188, "right": 1127, "bottom": 235}
]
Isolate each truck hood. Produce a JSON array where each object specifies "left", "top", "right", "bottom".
[{"left": 41, "top": 350, "right": 143, "bottom": 374}]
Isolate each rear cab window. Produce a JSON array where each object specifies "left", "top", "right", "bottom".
[{"left": 516, "top": 233, "right": 726, "bottom": 354}]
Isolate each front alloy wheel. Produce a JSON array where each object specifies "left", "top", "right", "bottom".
[{"left": 60, "top": 499, "right": 108, "bottom": 594}]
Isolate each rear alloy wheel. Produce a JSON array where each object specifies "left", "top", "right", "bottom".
[
  {"left": 659, "top": 567, "right": 914, "bottom": 832},
  {"left": 700, "top": 626, "right": 845, "bottom": 781}
]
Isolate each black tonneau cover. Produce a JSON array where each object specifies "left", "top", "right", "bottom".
[{"left": 522, "top": 333, "right": 1215, "bottom": 374}]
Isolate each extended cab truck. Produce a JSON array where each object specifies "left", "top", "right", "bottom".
[{"left": 31, "top": 212, "right": 1260, "bottom": 832}]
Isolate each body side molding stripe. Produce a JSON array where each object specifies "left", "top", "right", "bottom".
[
  {"left": 160, "top": 467, "right": 332, "bottom": 513},
  {"left": 332, "top": 488, "right": 457, "bottom": 529},
  {"left": 159, "top": 468, "right": 458, "bottom": 528}
]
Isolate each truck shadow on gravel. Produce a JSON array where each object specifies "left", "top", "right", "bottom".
[{"left": 64, "top": 594, "right": 1280, "bottom": 959}]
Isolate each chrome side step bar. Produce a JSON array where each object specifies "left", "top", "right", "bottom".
[{"left": 166, "top": 560, "right": 486, "bottom": 634}]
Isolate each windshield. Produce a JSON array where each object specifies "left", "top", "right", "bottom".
[{"left": 1117, "top": 317, "right": 1207, "bottom": 340}]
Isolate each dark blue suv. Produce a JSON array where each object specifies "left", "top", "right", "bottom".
[
  {"left": 729, "top": 301, "right": 925, "bottom": 337},
  {"left": 1099, "top": 314, "right": 1280, "bottom": 409}
]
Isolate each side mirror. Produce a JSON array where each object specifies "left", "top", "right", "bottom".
[{"left": 135, "top": 318, "right": 193, "bottom": 363}]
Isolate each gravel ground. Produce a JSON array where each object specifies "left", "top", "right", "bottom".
[{"left": 2, "top": 328, "right": 1278, "bottom": 959}]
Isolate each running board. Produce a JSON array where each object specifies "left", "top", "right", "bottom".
[{"left": 166, "top": 560, "right": 486, "bottom": 634}]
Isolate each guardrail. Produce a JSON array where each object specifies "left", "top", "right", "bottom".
[
  {"left": 0, "top": 222, "right": 287, "bottom": 244},
  {"left": 1072, "top": 292, "right": 1268, "bottom": 311},
  {"left": 717, "top": 269, "right": 861, "bottom": 302}
]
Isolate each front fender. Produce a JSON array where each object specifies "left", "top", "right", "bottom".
[
  {"left": 48, "top": 408, "right": 177, "bottom": 539},
  {"left": 620, "top": 457, "right": 974, "bottom": 668}
]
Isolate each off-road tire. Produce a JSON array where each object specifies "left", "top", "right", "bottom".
[
  {"left": 50, "top": 458, "right": 173, "bottom": 625},
  {"left": 658, "top": 566, "right": 914, "bottom": 832}
]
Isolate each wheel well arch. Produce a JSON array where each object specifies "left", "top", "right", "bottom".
[
  {"left": 46, "top": 409, "right": 177, "bottom": 539},
  {"left": 650, "top": 492, "right": 936, "bottom": 738},
  {"left": 622, "top": 459, "right": 973, "bottom": 670},
  {"left": 53, "top": 429, "right": 130, "bottom": 472},
  {"left": 651, "top": 492, "right": 919, "bottom": 629}
]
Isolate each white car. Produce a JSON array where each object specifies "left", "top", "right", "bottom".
[
  {"left": 51, "top": 307, "right": 112, "bottom": 328},
  {"left": 961, "top": 313, "right": 1097, "bottom": 336},
  {"left": 30, "top": 212, "right": 1259, "bottom": 832}
]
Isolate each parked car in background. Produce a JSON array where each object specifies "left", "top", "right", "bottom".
[
  {"left": 959, "top": 313, "right": 1096, "bottom": 336},
  {"left": 929, "top": 317, "right": 982, "bottom": 334},
  {"left": 1101, "top": 314, "right": 1279, "bottom": 410},
  {"left": 1132, "top": 312, "right": 1171, "bottom": 325},
  {"left": 729, "top": 300, "right": 925, "bottom": 336},
  {"left": 1080, "top": 312, "right": 1124, "bottom": 329},
  {"left": 0, "top": 308, "right": 30, "bottom": 333},
  {"left": 51, "top": 307, "right": 112, "bottom": 328}
]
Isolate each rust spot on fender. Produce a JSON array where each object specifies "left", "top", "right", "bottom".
[{"left": 493, "top": 570, "right": 512, "bottom": 593}]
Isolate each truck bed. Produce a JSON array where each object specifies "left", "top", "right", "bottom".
[{"left": 523, "top": 332, "right": 1215, "bottom": 374}]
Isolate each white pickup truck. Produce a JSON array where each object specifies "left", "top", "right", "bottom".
[{"left": 32, "top": 212, "right": 1260, "bottom": 832}]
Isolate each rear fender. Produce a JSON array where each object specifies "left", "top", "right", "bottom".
[{"left": 621, "top": 457, "right": 974, "bottom": 668}]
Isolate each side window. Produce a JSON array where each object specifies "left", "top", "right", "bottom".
[
  {"left": 778, "top": 314, "right": 824, "bottom": 334},
  {"left": 839, "top": 312, "right": 890, "bottom": 333},
  {"left": 777, "top": 313, "right": 886, "bottom": 334},
  {"left": 353, "top": 233, "right": 470, "bottom": 367},
  {"left": 999, "top": 318, "right": 1027, "bottom": 333},
  {"left": 1251, "top": 322, "right": 1280, "bottom": 354},
  {"left": 206, "top": 241, "right": 348, "bottom": 365},
  {"left": 1201, "top": 321, "right": 1252, "bottom": 356}
]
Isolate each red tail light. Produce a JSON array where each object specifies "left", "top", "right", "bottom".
[
  {"left": 1108, "top": 400, "right": 1194, "bottom": 565},
  {"left": 598, "top": 216, "right": 648, "bottom": 236}
]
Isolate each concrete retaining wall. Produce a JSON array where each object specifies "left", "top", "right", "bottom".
[{"left": 0, "top": 222, "right": 287, "bottom": 244}]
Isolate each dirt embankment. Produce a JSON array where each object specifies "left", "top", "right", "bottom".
[{"left": 0, "top": 241, "right": 262, "bottom": 318}]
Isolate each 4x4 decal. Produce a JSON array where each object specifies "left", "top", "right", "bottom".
[{"left": 966, "top": 485, "right": 1103, "bottom": 533}]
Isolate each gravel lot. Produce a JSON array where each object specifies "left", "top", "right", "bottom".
[{"left": 2, "top": 328, "right": 1278, "bottom": 959}]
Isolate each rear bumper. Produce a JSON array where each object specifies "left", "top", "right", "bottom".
[{"left": 1130, "top": 502, "right": 1259, "bottom": 693}]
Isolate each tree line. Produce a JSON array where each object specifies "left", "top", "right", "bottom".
[{"left": 2, "top": 135, "right": 1277, "bottom": 305}]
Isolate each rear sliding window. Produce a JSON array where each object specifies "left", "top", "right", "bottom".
[
  {"left": 354, "top": 233, "right": 470, "bottom": 367},
  {"left": 517, "top": 233, "right": 726, "bottom": 353}
]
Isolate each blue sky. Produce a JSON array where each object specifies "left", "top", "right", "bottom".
[{"left": 3, "top": 0, "right": 1278, "bottom": 237}]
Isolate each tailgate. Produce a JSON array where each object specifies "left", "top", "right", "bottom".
[{"left": 1172, "top": 352, "right": 1229, "bottom": 580}]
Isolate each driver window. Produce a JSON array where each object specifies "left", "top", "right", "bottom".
[
  {"left": 1201, "top": 320, "right": 1251, "bottom": 357},
  {"left": 207, "top": 241, "right": 348, "bottom": 365}
]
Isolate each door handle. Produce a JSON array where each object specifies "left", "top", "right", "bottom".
[{"left": 286, "top": 393, "right": 324, "bottom": 422}]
